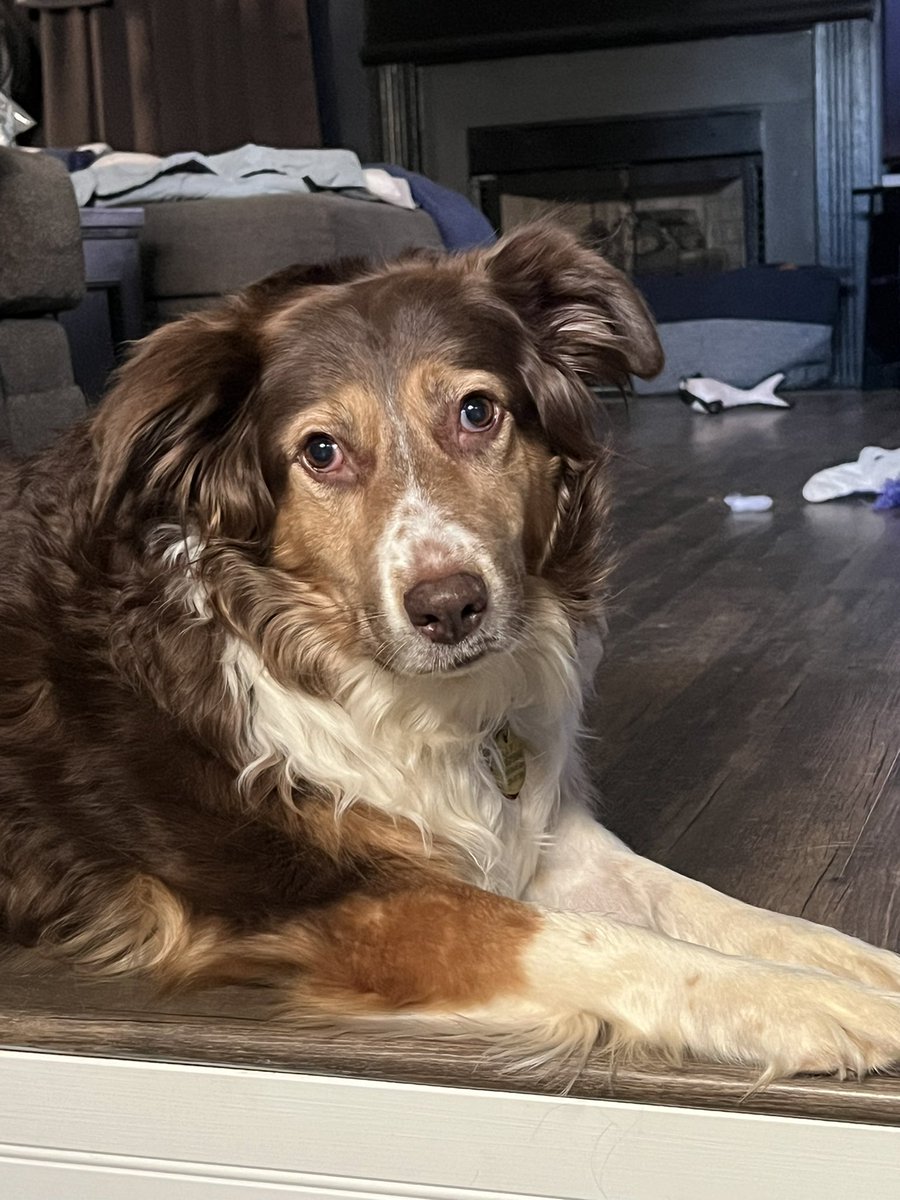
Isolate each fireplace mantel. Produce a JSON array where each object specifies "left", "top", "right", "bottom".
[{"left": 363, "top": 1, "right": 876, "bottom": 65}]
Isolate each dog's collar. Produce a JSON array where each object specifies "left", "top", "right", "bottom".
[{"left": 483, "top": 723, "right": 527, "bottom": 800}]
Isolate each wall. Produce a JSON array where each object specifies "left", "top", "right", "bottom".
[{"left": 309, "top": 0, "right": 374, "bottom": 159}]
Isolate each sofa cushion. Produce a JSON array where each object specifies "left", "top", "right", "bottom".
[
  {"left": 0, "top": 317, "right": 86, "bottom": 457},
  {"left": 1, "top": 385, "right": 86, "bottom": 459},
  {"left": 140, "top": 192, "right": 444, "bottom": 301},
  {"left": 0, "top": 149, "right": 85, "bottom": 316},
  {"left": 0, "top": 318, "right": 77, "bottom": 393}
]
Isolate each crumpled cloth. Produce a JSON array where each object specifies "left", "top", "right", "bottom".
[
  {"left": 802, "top": 446, "right": 900, "bottom": 502},
  {"left": 70, "top": 143, "right": 367, "bottom": 207},
  {"left": 0, "top": 91, "right": 35, "bottom": 146},
  {"left": 361, "top": 169, "right": 415, "bottom": 210}
]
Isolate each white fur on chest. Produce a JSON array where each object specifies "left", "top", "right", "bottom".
[{"left": 222, "top": 590, "right": 584, "bottom": 897}]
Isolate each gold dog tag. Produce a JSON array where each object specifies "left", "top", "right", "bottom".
[{"left": 485, "top": 723, "right": 527, "bottom": 799}]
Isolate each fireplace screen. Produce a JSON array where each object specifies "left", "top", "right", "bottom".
[
  {"left": 470, "top": 112, "right": 764, "bottom": 277},
  {"left": 499, "top": 177, "right": 749, "bottom": 275}
]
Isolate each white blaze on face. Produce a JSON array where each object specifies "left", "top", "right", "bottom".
[{"left": 375, "top": 485, "right": 500, "bottom": 645}]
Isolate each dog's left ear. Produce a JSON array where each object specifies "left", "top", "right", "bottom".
[{"left": 483, "top": 224, "right": 663, "bottom": 386}]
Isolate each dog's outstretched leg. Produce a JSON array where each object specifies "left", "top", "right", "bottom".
[
  {"left": 527, "top": 799, "right": 900, "bottom": 993},
  {"left": 32, "top": 866, "right": 900, "bottom": 1078},
  {"left": 233, "top": 880, "right": 900, "bottom": 1079}
]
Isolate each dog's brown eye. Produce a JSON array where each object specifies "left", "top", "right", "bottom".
[
  {"left": 302, "top": 433, "right": 343, "bottom": 473},
  {"left": 459, "top": 395, "right": 497, "bottom": 433}
]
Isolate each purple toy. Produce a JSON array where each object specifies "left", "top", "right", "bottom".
[{"left": 873, "top": 477, "right": 900, "bottom": 511}]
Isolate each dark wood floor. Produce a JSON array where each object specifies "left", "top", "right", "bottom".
[
  {"left": 595, "top": 390, "right": 900, "bottom": 948},
  {"left": 2, "top": 390, "right": 900, "bottom": 1123}
]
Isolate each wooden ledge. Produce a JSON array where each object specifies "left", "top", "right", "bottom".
[{"left": 1, "top": 960, "right": 899, "bottom": 1126}]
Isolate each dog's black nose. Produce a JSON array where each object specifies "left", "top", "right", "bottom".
[{"left": 403, "top": 573, "right": 488, "bottom": 644}]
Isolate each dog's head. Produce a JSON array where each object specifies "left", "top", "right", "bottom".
[{"left": 92, "top": 225, "right": 661, "bottom": 682}]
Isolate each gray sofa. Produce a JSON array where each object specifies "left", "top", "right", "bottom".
[
  {"left": 0, "top": 148, "right": 87, "bottom": 458},
  {"left": 1, "top": 157, "right": 444, "bottom": 454},
  {"left": 140, "top": 192, "right": 444, "bottom": 323}
]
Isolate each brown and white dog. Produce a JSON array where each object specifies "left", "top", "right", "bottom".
[{"left": 2, "top": 224, "right": 900, "bottom": 1079}]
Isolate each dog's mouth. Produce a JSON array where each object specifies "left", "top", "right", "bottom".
[
  {"left": 362, "top": 609, "right": 513, "bottom": 676},
  {"left": 374, "top": 635, "right": 500, "bottom": 677},
  {"left": 417, "top": 639, "right": 497, "bottom": 674}
]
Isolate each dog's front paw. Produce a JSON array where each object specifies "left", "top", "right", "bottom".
[
  {"left": 793, "top": 930, "right": 900, "bottom": 993},
  {"left": 779, "top": 977, "right": 900, "bottom": 1076},
  {"left": 688, "top": 962, "right": 900, "bottom": 1077},
  {"left": 736, "top": 912, "right": 900, "bottom": 992}
]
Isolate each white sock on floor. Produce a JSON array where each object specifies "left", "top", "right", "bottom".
[{"left": 802, "top": 445, "right": 900, "bottom": 502}]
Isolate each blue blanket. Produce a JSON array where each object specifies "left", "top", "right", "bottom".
[{"left": 378, "top": 165, "right": 496, "bottom": 251}]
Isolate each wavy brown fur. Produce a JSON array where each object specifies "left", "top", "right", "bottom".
[{"left": 0, "top": 226, "right": 661, "bottom": 1002}]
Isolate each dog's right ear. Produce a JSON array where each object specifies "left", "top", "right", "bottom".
[
  {"left": 481, "top": 225, "right": 662, "bottom": 621},
  {"left": 90, "top": 259, "right": 388, "bottom": 542},
  {"left": 90, "top": 301, "right": 271, "bottom": 543}
]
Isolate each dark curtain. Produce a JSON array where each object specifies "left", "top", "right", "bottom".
[{"left": 19, "top": 0, "right": 321, "bottom": 154}]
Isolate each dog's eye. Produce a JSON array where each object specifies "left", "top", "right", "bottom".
[
  {"left": 302, "top": 433, "right": 343, "bottom": 473},
  {"left": 459, "top": 395, "right": 497, "bottom": 433}
]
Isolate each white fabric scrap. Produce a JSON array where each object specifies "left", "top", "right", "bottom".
[
  {"left": 362, "top": 168, "right": 416, "bottom": 210},
  {"left": 724, "top": 494, "right": 773, "bottom": 513}
]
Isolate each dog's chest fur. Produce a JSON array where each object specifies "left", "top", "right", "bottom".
[{"left": 222, "top": 590, "right": 585, "bottom": 897}]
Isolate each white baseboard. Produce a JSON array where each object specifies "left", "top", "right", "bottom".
[{"left": 1, "top": 1050, "right": 897, "bottom": 1200}]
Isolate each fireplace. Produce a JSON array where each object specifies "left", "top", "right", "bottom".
[
  {"left": 470, "top": 112, "right": 763, "bottom": 276},
  {"left": 366, "top": 6, "right": 882, "bottom": 385}
]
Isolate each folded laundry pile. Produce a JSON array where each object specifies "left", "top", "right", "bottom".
[{"left": 68, "top": 144, "right": 370, "bottom": 207}]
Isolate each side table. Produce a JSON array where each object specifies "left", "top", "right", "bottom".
[{"left": 59, "top": 207, "right": 145, "bottom": 403}]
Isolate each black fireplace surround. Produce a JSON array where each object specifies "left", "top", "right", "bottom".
[{"left": 469, "top": 112, "right": 764, "bottom": 272}]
